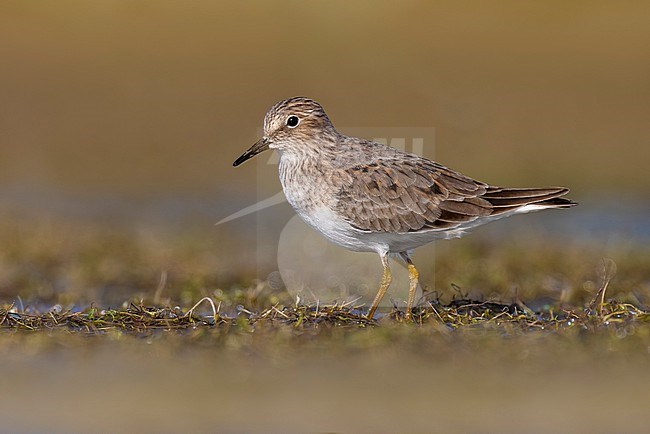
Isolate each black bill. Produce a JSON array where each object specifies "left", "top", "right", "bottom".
[{"left": 233, "top": 138, "right": 270, "bottom": 167}]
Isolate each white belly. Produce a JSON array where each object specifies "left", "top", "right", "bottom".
[{"left": 287, "top": 203, "right": 453, "bottom": 255}]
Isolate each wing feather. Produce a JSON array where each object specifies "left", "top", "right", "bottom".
[
  {"left": 334, "top": 156, "right": 575, "bottom": 234},
  {"left": 335, "top": 158, "right": 488, "bottom": 233}
]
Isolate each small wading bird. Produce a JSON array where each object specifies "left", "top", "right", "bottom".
[{"left": 234, "top": 97, "right": 576, "bottom": 320}]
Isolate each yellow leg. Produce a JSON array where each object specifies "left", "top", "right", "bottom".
[
  {"left": 366, "top": 254, "right": 391, "bottom": 320},
  {"left": 401, "top": 253, "right": 420, "bottom": 321},
  {"left": 405, "top": 263, "right": 420, "bottom": 321}
]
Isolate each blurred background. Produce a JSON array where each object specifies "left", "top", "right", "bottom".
[
  {"left": 1, "top": 0, "right": 649, "bottom": 306},
  {"left": 2, "top": 1, "right": 649, "bottom": 197},
  {"left": 2, "top": 2, "right": 650, "bottom": 432},
  {"left": 1, "top": 0, "right": 650, "bottom": 304}
]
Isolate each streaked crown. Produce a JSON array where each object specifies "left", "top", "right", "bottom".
[{"left": 263, "top": 97, "right": 336, "bottom": 141}]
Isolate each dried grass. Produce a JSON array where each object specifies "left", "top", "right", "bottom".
[{"left": 1, "top": 296, "right": 646, "bottom": 334}]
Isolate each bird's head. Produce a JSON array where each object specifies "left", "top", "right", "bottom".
[{"left": 233, "top": 97, "right": 336, "bottom": 166}]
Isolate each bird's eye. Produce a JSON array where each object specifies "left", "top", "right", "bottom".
[{"left": 286, "top": 115, "right": 300, "bottom": 128}]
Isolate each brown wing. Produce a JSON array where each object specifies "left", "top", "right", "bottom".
[
  {"left": 335, "top": 158, "right": 490, "bottom": 233},
  {"left": 335, "top": 157, "right": 575, "bottom": 233}
]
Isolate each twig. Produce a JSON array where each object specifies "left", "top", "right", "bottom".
[
  {"left": 588, "top": 258, "right": 617, "bottom": 316},
  {"left": 153, "top": 270, "right": 168, "bottom": 304},
  {"left": 184, "top": 297, "right": 218, "bottom": 324}
]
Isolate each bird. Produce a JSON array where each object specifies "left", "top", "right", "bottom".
[{"left": 233, "top": 97, "right": 576, "bottom": 320}]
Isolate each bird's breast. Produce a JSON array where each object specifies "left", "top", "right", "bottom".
[
  {"left": 278, "top": 155, "right": 334, "bottom": 213},
  {"left": 277, "top": 153, "right": 385, "bottom": 252}
]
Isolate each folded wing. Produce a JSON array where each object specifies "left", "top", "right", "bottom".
[{"left": 335, "top": 157, "right": 575, "bottom": 234}]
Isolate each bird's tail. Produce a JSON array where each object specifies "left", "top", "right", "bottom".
[{"left": 482, "top": 187, "right": 577, "bottom": 215}]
